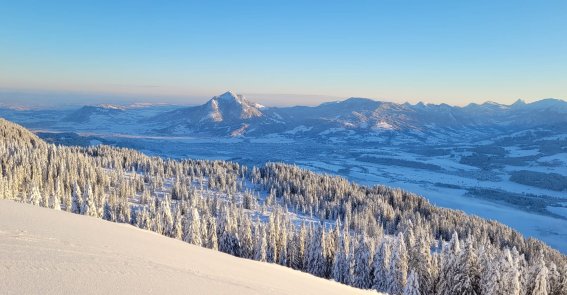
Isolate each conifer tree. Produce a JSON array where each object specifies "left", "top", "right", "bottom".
[
  {"left": 438, "top": 232, "right": 460, "bottom": 295},
  {"left": 373, "top": 240, "right": 392, "bottom": 293},
  {"left": 352, "top": 235, "right": 372, "bottom": 289},
  {"left": 307, "top": 225, "right": 326, "bottom": 278},
  {"left": 240, "top": 215, "right": 254, "bottom": 259},
  {"left": 219, "top": 209, "right": 239, "bottom": 256},
  {"left": 499, "top": 248, "right": 521, "bottom": 295},
  {"left": 103, "top": 198, "right": 114, "bottom": 221},
  {"left": 414, "top": 235, "right": 433, "bottom": 294},
  {"left": 81, "top": 184, "right": 97, "bottom": 217},
  {"left": 333, "top": 220, "right": 350, "bottom": 284},
  {"left": 207, "top": 216, "right": 218, "bottom": 251},
  {"left": 50, "top": 193, "right": 61, "bottom": 210},
  {"left": 278, "top": 221, "right": 288, "bottom": 266},
  {"left": 531, "top": 255, "right": 549, "bottom": 295},
  {"left": 29, "top": 184, "right": 41, "bottom": 207},
  {"left": 159, "top": 197, "right": 174, "bottom": 235},
  {"left": 136, "top": 207, "right": 151, "bottom": 230},
  {"left": 547, "top": 262, "right": 561, "bottom": 295},
  {"left": 171, "top": 205, "right": 183, "bottom": 240},
  {"left": 403, "top": 269, "right": 421, "bottom": 295},
  {"left": 254, "top": 223, "right": 267, "bottom": 262},
  {"left": 184, "top": 207, "right": 202, "bottom": 246},
  {"left": 389, "top": 233, "right": 409, "bottom": 295},
  {"left": 452, "top": 238, "right": 480, "bottom": 295},
  {"left": 71, "top": 183, "right": 82, "bottom": 214},
  {"left": 298, "top": 222, "right": 307, "bottom": 270},
  {"left": 267, "top": 214, "right": 278, "bottom": 263},
  {"left": 559, "top": 264, "right": 567, "bottom": 295},
  {"left": 63, "top": 191, "right": 72, "bottom": 212}
]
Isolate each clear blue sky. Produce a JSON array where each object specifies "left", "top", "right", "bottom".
[{"left": 1, "top": 0, "right": 566, "bottom": 106}]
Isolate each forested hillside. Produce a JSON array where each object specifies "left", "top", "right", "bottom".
[{"left": 1, "top": 118, "right": 566, "bottom": 294}]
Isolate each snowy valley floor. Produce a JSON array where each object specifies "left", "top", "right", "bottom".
[{"left": 0, "top": 200, "right": 375, "bottom": 295}]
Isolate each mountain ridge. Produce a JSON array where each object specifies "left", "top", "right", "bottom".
[
  {"left": 147, "top": 92, "right": 567, "bottom": 138},
  {"left": 5, "top": 92, "right": 567, "bottom": 140}
]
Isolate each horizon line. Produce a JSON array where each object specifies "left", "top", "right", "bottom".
[{"left": 0, "top": 87, "right": 565, "bottom": 109}]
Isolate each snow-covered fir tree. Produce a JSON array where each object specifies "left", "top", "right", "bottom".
[
  {"left": 184, "top": 207, "right": 202, "bottom": 246},
  {"left": 389, "top": 233, "right": 409, "bottom": 295},
  {"left": 332, "top": 220, "right": 351, "bottom": 285},
  {"left": 254, "top": 223, "right": 267, "bottom": 262},
  {"left": 373, "top": 239, "right": 392, "bottom": 293},
  {"left": 404, "top": 269, "right": 421, "bottom": 295},
  {"left": 352, "top": 234, "right": 372, "bottom": 289}
]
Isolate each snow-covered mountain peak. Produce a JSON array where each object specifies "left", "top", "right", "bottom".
[
  {"left": 149, "top": 91, "right": 268, "bottom": 135},
  {"left": 341, "top": 97, "right": 382, "bottom": 108},
  {"left": 206, "top": 91, "right": 264, "bottom": 120},
  {"left": 97, "top": 104, "right": 127, "bottom": 111},
  {"left": 209, "top": 91, "right": 249, "bottom": 107},
  {"left": 528, "top": 98, "right": 567, "bottom": 109},
  {"left": 144, "top": 96, "right": 567, "bottom": 138},
  {"left": 512, "top": 98, "right": 526, "bottom": 106},
  {"left": 322, "top": 97, "right": 379, "bottom": 108},
  {"left": 507, "top": 98, "right": 567, "bottom": 114},
  {"left": 212, "top": 91, "right": 264, "bottom": 108},
  {"left": 483, "top": 101, "right": 507, "bottom": 108},
  {"left": 215, "top": 91, "right": 241, "bottom": 103}
]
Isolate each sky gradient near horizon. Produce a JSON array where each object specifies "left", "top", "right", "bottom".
[{"left": 1, "top": 0, "right": 566, "bottom": 106}]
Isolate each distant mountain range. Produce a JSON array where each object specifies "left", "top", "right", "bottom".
[
  {"left": 2, "top": 91, "right": 567, "bottom": 143},
  {"left": 144, "top": 91, "right": 567, "bottom": 141}
]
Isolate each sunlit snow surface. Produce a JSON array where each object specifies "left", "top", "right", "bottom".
[{"left": 0, "top": 200, "right": 375, "bottom": 295}]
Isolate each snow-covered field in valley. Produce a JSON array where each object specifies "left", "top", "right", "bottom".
[{"left": 0, "top": 200, "right": 375, "bottom": 295}]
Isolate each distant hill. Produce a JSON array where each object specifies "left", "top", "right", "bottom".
[{"left": 63, "top": 105, "right": 125, "bottom": 123}]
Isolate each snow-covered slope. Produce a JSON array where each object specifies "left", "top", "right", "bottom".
[{"left": 0, "top": 200, "right": 374, "bottom": 295}]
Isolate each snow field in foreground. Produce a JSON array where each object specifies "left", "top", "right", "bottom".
[{"left": 0, "top": 200, "right": 377, "bottom": 295}]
